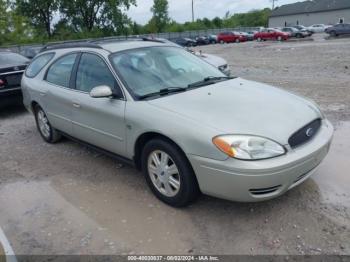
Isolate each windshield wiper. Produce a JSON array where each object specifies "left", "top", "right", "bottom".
[
  {"left": 138, "top": 87, "right": 187, "bottom": 100},
  {"left": 187, "top": 76, "right": 234, "bottom": 88}
]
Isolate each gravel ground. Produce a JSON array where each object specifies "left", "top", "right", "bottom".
[{"left": 0, "top": 34, "right": 349, "bottom": 256}]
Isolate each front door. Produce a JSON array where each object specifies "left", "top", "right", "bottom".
[{"left": 71, "top": 52, "right": 126, "bottom": 156}]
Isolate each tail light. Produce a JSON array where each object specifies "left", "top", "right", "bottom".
[{"left": 0, "top": 79, "right": 5, "bottom": 88}]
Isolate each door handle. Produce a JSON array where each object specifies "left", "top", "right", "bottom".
[
  {"left": 72, "top": 103, "right": 81, "bottom": 108},
  {"left": 40, "top": 92, "right": 46, "bottom": 97}
]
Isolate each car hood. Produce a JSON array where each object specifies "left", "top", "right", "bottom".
[{"left": 147, "top": 78, "right": 321, "bottom": 145}]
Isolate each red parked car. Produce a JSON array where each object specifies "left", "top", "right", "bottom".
[
  {"left": 254, "top": 28, "right": 289, "bottom": 41},
  {"left": 217, "top": 31, "right": 247, "bottom": 43}
]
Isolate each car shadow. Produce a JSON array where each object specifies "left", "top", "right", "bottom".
[{"left": 0, "top": 104, "right": 28, "bottom": 119}]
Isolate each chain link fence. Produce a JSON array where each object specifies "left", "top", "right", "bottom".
[{"left": 1, "top": 27, "right": 262, "bottom": 54}]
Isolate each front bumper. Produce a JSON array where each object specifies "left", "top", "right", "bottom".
[{"left": 188, "top": 119, "right": 334, "bottom": 202}]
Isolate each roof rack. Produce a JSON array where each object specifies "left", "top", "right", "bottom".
[
  {"left": 39, "top": 41, "right": 102, "bottom": 53},
  {"left": 38, "top": 37, "right": 168, "bottom": 53},
  {"left": 90, "top": 36, "right": 166, "bottom": 44}
]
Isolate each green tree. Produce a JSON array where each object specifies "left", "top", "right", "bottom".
[
  {"left": 150, "top": 0, "right": 169, "bottom": 33},
  {"left": 60, "top": 0, "right": 135, "bottom": 34},
  {"left": 15, "top": 0, "right": 58, "bottom": 38},
  {"left": 1, "top": 0, "right": 35, "bottom": 45}
]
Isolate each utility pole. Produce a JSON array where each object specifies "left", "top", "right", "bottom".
[
  {"left": 192, "top": 0, "right": 194, "bottom": 22},
  {"left": 271, "top": 0, "right": 278, "bottom": 9}
]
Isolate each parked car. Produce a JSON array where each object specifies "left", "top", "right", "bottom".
[
  {"left": 281, "top": 27, "right": 309, "bottom": 38},
  {"left": 238, "top": 32, "right": 254, "bottom": 41},
  {"left": 174, "top": 38, "right": 197, "bottom": 47},
  {"left": 208, "top": 35, "right": 217, "bottom": 44},
  {"left": 307, "top": 24, "right": 331, "bottom": 33},
  {"left": 191, "top": 51, "right": 231, "bottom": 76},
  {"left": 22, "top": 39, "right": 333, "bottom": 207},
  {"left": 195, "top": 36, "right": 210, "bottom": 45},
  {"left": 254, "top": 28, "right": 289, "bottom": 41},
  {"left": 292, "top": 25, "right": 314, "bottom": 36},
  {"left": 20, "top": 46, "right": 42, "bottom": 59},
  {"left": 325, "top": 23, "right": 350, "bottom": 37},
  {"left": 217, "top": 31, "right": 247, "bottom": 43},
  {"left": 145, "top": 37, "right": 230, "bottom": 75},
  {"left": 0, "top": 51, "right": 29, "bottom": 107}
]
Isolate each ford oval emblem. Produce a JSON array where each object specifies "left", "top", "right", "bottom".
[
  {"left": 13, "top": 66, "right": 19, "bottom": 71},
  {"left": 306, "top": 127, "right": 314, "bottom": 137}
]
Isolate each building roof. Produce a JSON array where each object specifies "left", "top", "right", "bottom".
[{"left": 270, "top": 0, "right": 350, "bottom": 17}]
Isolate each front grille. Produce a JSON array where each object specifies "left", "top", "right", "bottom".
[
  {"left": 288, "top": 119, "right": 321, "bottom": 148},
  {"left": 249, "top": 185, "right": 281, "bottom": 196}
]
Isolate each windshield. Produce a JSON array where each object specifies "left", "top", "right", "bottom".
[
  {"left": 0, "top": 52, "right": 29, "bottom": 65},
  {"left": 110, "top": 46, "right": 226, "bottom": 98}
]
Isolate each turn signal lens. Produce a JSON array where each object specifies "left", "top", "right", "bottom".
[{"left": 212, "top": 137, "right": 235, "bottom": 157}]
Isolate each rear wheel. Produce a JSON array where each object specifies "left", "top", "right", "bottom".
[
  {"left": 141, "top": 138, "right": 199, "bottom": 207},
  {"left": 34, "top": 105, "right": 61, "bottom": 143}
]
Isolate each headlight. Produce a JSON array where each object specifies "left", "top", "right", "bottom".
[{"left": 212, "top": 135, "right": 286, "bottom": 160}]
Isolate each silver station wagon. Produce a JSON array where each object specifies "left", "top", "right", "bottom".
[{"left": 22, "top": 39, "right": 333, "bottom": 207}]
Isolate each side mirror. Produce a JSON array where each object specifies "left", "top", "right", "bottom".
[{"left": 90, "top": 85, "right": 113, "bottom": 98}]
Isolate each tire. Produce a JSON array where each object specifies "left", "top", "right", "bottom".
[
  {"left": 296, "top": 33, "right": 302, "bottom": 38},
  {"left": 34, "top": 105, "right": 61, "bottom": 143},
  {"left": 330, "top": 31, "right": 337, "bottom": 37},
  {"left": 257, "top": 37, "right": 262, "bottom": 42},
  {"left": 141, "top": 138, "right": 200, "bottom": 207}
]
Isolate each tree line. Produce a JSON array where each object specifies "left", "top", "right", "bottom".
[{"left": 0, "top": 0, "right": 271, "bottom": 46}]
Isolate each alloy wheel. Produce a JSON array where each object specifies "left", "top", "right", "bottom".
[
  {"left": 147, "top": 150, "right": 181, "bottom": 197},
  {"left": 37, "top": 109, "right": 51, "bottom": 139}
]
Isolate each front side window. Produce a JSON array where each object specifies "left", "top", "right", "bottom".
[
  {"left": 25, "top": 52, "right": 54, "bottom": 78},
  {"left": 46, "top": 53, "right": 77, "bottom": 88},
  {"left": 110, "top": 46, "right": 225, "bottom": 98},
  {"left": 75, "top": 53, "right": 116, "bottom": 93}
]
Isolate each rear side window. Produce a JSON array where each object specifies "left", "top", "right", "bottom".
[
  {"left": 25, "top": 53, "right": 54, "bottom": 78},
  {"left": 46, "top": 53, "right": 77, "bottom": 88}
]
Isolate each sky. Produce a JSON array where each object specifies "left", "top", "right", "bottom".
[{"left": 127, "top": 0, "right": 301, "bottom": 25}]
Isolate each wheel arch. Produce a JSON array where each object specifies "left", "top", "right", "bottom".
[
  {"left": 134, "top": 132, "right": 188, "bottom": 170},
  {"left": 31, "top": 100, "right": 40, "bottom": 112}
]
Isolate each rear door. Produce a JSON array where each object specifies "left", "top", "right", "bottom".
[
  {"left": 44, "top": 53, "right": 79, "bottom": 135},
  {"left": 71, "top": 52, "right": 126, "bottom": 156}
]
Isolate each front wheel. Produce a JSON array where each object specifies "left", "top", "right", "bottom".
[
  {"left": 141, "top": 139, "right": 199, "bottom": 207},
  {"left": 34, "top": 105, "right": 61, "bottom": 143}
]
